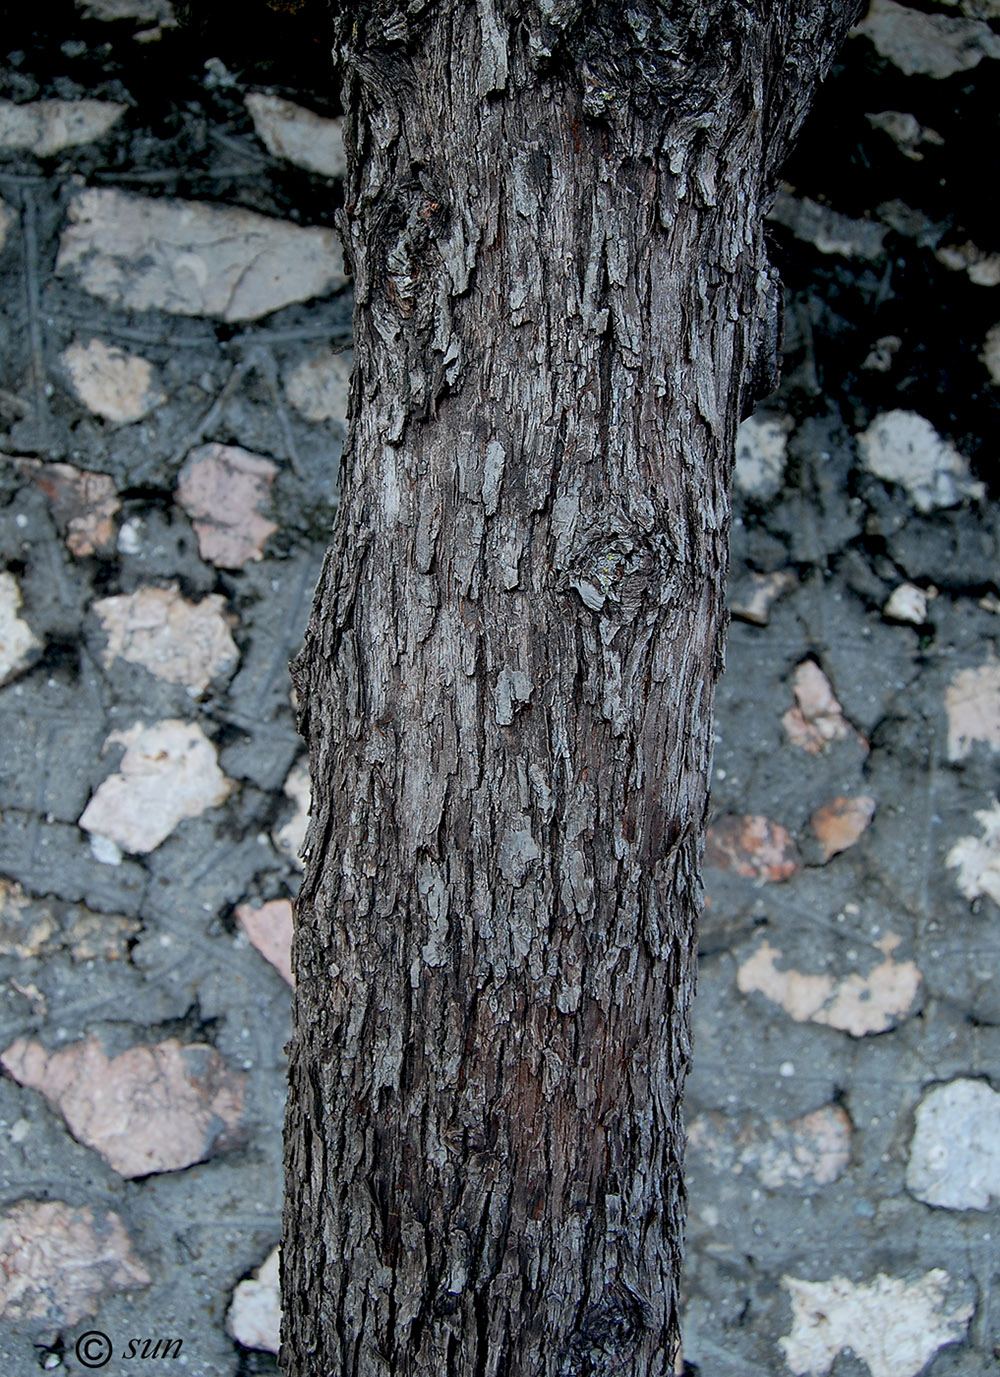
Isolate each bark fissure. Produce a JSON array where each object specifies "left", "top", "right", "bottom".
[{"left": 283, "top": 3, "right": 864, "bottom": 1374}]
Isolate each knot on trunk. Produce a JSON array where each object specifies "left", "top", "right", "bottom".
[{"left": 558, "top": 1280, "right": 654, "bottom": 1375}]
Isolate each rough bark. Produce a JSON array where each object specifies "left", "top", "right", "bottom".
[{"left": 283, "top": 4, "right": 863, "bottom": 1374}]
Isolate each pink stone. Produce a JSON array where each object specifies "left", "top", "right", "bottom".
[
  {"left": 0, "top": 1200, "right": 149, "bottom": 1332},
  {"left": 176, "top": 443, "right": 278, "bottom": 568},
  {"left": 705, "top": 814, "right": 800, "bottom": 882},
  {"left": 782, "top": 660, "right": 867, "bottom": 755},
  {"left": 688, "top": 1102, "right": 852, "bottom": 1188},
  {"left": 811, "top": 795, "right": 877, "bottom": 860},
  {"left": 237, "top": 899, "right": 294, "bottom": 986},
  {"left": 1, "top": 1035, "right": 245, "bottom": 1178},
  {"left": 15, "top": 458, "right": 120, "bottom": 557}
]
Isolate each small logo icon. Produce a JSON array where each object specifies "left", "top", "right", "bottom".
[{"left": 75, "top": 1331, "right": 113, "bottom": 1368}]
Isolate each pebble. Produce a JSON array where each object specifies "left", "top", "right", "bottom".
[
  {"left": 866, "top": 110, "right": 944, "bottom": 162},
  {"left": 810, "top": 795, "right": 876, "bottom": 861},
  {"left": 16, "top": 458, "right": 121, "bottom": 557},
  {"left": 979, "top": 321, "right": 1000, "bottom": 387},
  {"left": 768, "top": 189, "right": 887, "bottom": 260},
  {"left": 0, "top": 1034, "right": 245, "bottom": 1178},
  {"left": 284, "top": 349, "right": 353, "bottom": 424},
  {"left": 858, "top": 410, "right": 985, "bottom": 512},
  {"left": 0, "top": 571, "right": 41, "bottom": 686},
  {"left": 236, "top": 899, "right": 294, "bottom": 986},
  {"left": 60, "top": 337, "right": 164, "bottom": 423},
  {"left": 704, "top": 814, "right": 800, "bottom": 882},
  {"left": 79, "top": 719, "right": 233, "bottom": 854},
  {"left": 736, "top": 933, "right": 921, "bottom": 1036},
  {"left": 855, "top": 0, "right": 1000, "bottom": 77},
  {"left": 882, "top": 582, "right": 929, "bottom": 624},
  {"left": 944, "top": 662, "right": 1000, "bottom": 760},
  {"left": 782, "top": 661, "right": 866, "bottom": 755},
  {"left": 946, "top": 801, "right": 1000, "bottom": 906},
  {"left": 56, "top": 188, "right": 347, "bottom": 322},
  {"left": 733, "top": 414, "right": 790, "bottom": 500},
  {"left": 687, "top": 1103, "right": 851, "bottom": 1188},
  {"left": 176, "top": 443, "right": 278, "bottom": 568},
  {"left": 227, "top": 1246, "right": 280, "bottom": 1354},
  {"left": 93, "top": 584, "right": 238, "bottom": 694},
  {"left": 0, "top": 98, "right": 125, "bottom": 157},
  {"left": 0, "top": 1200, "right": 149, "bottom": 1333},
  {"left": 0, "top": 878, "right": 54, "bottom": 958},
  {"left": 936, "top": 238, "right": 1000, "bottom": 286},
  {"left": 273, "top": 759, "right": 310, "bottom": 870},
  {"left": 245, "top": 92, "right": 346, "bottom": 179},
  {"left": 728, "top": 569, "right": 796, "bottom": 626},
  {"left": 906, "top": 1077, "right": 1000, "bottom": 1209},
  {"left": 780, "top": 1269, "right": 973, "bottom": 1377}
]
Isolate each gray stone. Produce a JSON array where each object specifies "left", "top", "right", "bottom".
[
  {"left": 57, "top": 189, "right": 347, "bottom": 322},
  {"left": 245, "top": 93, "right": 346, "bottom": 179},
  {"left": 906, "top": 1078, "right": 1000, "bottom": 1209},
  {"left": 0, "top": 99, "right": 125, "bottom": 157},
  {"left": 855, "top": 0, "right": 1000, "bottom": 78}
]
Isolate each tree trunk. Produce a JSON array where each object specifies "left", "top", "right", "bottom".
[{"left": 282, "top": 4, "right": 862, "bottom": 1373}]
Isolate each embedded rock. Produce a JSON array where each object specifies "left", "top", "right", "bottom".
[
  {"left": 61, "top": 337, "right": 164, "bottom": 423},
  {"left": 57, "top": 188, "right": 346, "bottom": 322},
  {"left": 245, "top": 92, "right": 346, "bottom": 178},
  {"left": 1, "top": 1035, "right": 245, "bottom": 1178},
  {"left": 79, "top": 719, "right": 233, "bottom": 854},
  {"left": 0, "top": 98, "right": 125, "bottom": 157},
  {"left": 0, "top": 1200, "right": 149, "bottom": 1332}
]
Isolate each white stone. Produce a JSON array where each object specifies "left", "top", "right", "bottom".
[
  {"left": 274, "top": 759, "right": 310, "bottom": 870},
  {"left": 0, "top": 572, "right": 41, "bottom": 687},
  {"left": 93, "top": 584, "right": 238, "bottom": 693},
  {"left": 882, "top": 583, "right": 929, "bottom": 624},
  {"left": 89, "top": 834, "right": 123, "bottom": 867},
  {"left": 0, "top": 99, "right": 126, "bottom": 157},
  {"left": 76, "top": 0, "right": 173, "bottom": 18},
  {"left": 734, "top": 415, "right": 790, "bottom": 500},
  {"left": 906, "top": 1078, "right": 1000, "bottom": 1210},
  {"left": 945, "top": 664, "right": 1000, "bottom": 761},
  {"left": 56, "top": 188, "right": 347, "bottom": 323},
  {"left": 245, "top": 93, "right": 346, "bottom": 179},
  {"left": 946, "top": 801, "right": 1000, "bottom": 906},
  {"left": 284, "top": 349, "right": 353, "bottom": 423},
  {"left": 0, "top": 197, "right": 14, "bottom": 253},
  {"left": 936, "top": 238, "right": 1000, "bottom": 286},
  {"left": 227, "top": 1246, "right": 280, "bottom": 1354},
  {"left": 857, "top": 410, "right": 984, "bottom": 512},
  {"left": 768, "top": 190, "right": 887, "bottom": 260},
  {"left": 79, "top": 719, "right": 233, "bottom": 854},
  {"left": 866, "top": 110, "right": 943, "bottom": 161},
  {"left": 854, "top": 0, "right": 1000, "bottom": 78},
  {"left": 982, "top": 322, "right": 1000, "bottom": 385},
  {"left": 61, "top": 338, "right": 164, "bottom": 423},
  {"left": 780, "top": 1270, "right": 972, "bottom": 1377}
]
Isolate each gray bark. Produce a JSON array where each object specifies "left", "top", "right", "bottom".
[{"left": 282, "top": 4, "right": 863, "bottom": 1374}]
